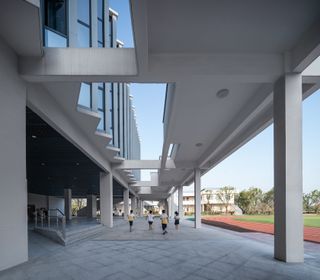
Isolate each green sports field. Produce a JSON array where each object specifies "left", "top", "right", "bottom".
[{"left": 234, "top": 214, "right": 320, "bottom": 228}]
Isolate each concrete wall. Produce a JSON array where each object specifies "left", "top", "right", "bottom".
[
  {"left": 0, "top": 38, "right": 28, "bottom": 271},
  {"left": 28, "top": 193, "right": 64, "bottom": 212},
  {"left": 48, "top": 196, "right": 64, "bottom": 212}
]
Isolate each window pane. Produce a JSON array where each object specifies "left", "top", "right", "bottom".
[
  {"left": 98, "top": 19, "right": 103, "bottom": 45},
  {"left": 97, "top": 88, "right": 104, "bottom": 110},
  {"left": 97, "top": 0, "right": 103, "bottom": 19},
  {"left": 44, "top": 28, "right": 67, "bottom": 47},
  {"left": 45, "top": 0, "right": 67, "bottom": 35},
  {"left": 77, "top": 0, "right": 90, "bottom": 24},
  {"left": 97, "top": 110, "right": 105, "bottom": 131},
  {"left": 98, "top": 42, "right": 103, "bottom": 48},
  {"left": 78, "top": 83, "right": 91, "bottom": 108},
  {"left": 77, "top": 23, "right": 90, "bottom": 47}
]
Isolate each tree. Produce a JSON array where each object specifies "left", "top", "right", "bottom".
[
  {"left": 261, "top": 188, "right": 274, "bottom": 214},
  {"left": 235, "top": 190, "right": 251, "bottom": 214},
  {"left": 204, "top": 190, "right": 212, "bottom": 213},
  {"left": 310, "top": 189, "right": 320, "bottom": 214},
  {"left": 303, "top": 193, "right": 313, "bottom": 213},
  {"left": 216, "top": 186, "right": 234, "bottom": 214}
]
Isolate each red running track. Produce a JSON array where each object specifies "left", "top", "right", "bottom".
[{"left": 201, "top": 216, "right": 320, "bottom": 244}]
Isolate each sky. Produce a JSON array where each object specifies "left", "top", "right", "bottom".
[{"left": 110, "top": 0, "right": 320, "bottom": 193}]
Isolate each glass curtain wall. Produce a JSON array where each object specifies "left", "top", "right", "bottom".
[
  {"left": 42, "top": 0, "right": 138, "bottom": 159},
  {"left": 77, "top": 0, "right": 91, "bottom": 47},
  {"left": 43, "top": 0, "right": 68, "bottom": 47}
]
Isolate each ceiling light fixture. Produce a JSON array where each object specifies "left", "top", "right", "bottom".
[
  {"left": 195, "top": 142, "right": 203, "bottom": 147},
  {"left": 216, "top": 88, "right": 229, "bottom": 99},
  {"left": 76, "top": 162, "right": 80, "bottom": 166},
  {"left": 31, "top": 135, "right": 37, "bottom": 139}
]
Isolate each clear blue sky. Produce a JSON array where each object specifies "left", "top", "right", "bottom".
[{"left": 110, "top": 0, "right": 320, "bottom": 193}]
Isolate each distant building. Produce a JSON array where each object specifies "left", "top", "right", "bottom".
[{"left": 183, "top": 188, "right": 236, "bottom": 215}]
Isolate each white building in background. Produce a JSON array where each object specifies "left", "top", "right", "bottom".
[{"left": 183, "top": 188, "right": 236, "bottom": 215}]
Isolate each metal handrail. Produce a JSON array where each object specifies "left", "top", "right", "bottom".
[{"left": 34, "top": 208, "right": 66, "bottom": 239}]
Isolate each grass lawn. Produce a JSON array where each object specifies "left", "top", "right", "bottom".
[{"left": 233, "top": 214, "right": 320, "bottom": 228}]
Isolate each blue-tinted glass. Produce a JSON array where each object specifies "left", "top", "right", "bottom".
[
  {"left": 77, "top": 0, "right": 90, "bottom": 24},
  {"left": 98, "top": 42, "right": 103, "bottom": 48},
  {"left": 45, "top": 0, "right": 67, "bottom": 35},
  {"left": 98, "top": 19, "right": 103, "bottom": 45},
  {"left": 77, "top": 23, "right": 90, "bottom": 47},
  {"left": 97, "top": 110, "right": 105, "bottom": 131},
  {"left": 97, "top": 88, "right": 104, "bottom": 110},
  {"left": 44, "top": 28, "right": 67, "bottom": 47},
  {"left": 78, "top": 83, "right": 91, "bottom": 108},
  {"left": 97, "top": 0, "right": 103, "bottom": 19}
]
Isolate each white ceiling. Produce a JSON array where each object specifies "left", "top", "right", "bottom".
[{"left": 148, "top": 0, "right": 320, "bottom": 54}]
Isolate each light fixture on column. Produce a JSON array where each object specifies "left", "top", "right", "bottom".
[{"left": 216, "top": 88, "right": 229, "bottom": 99}]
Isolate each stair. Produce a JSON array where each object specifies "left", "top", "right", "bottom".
[{"left": 35, "top": 224, "right": 105, "bottom": 246}]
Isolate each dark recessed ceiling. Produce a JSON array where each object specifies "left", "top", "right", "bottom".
[{"left": 26, "top": 107, "right": 126, "bottom": 198}]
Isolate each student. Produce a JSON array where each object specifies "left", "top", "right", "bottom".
[
  {"left": 160, "top": 209, "right": 168, "bottom": 235},
  {"left": 147, "top": 210, "right": 154, "bottom": 230},
  {"left": 128, "top": 209, "right": 135, "bottom": 232},
  {"left": 174, "top": 211, "right": 180, "bottom": 230}
]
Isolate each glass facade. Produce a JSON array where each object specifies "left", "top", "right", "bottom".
[
  {"left": 41, "top": 1, "right": 140, "bottom": 162},
  {"left": 45, "top": 0, "right": 67, "bottom": 35},
  {"left": 97, "top": 0, "right": 104, "bottom": 47},
  {"left": 77, "top": 0, "right": 91, "bottom": 47},
  {"left": 78, "top": 83, "right": 91, "bottom": 108},
  {"left": 43, "top": 0, "right": 68, "bottom": 47},
  {"left": 44, "top": 28, "right": 67, "bottom": 47}
]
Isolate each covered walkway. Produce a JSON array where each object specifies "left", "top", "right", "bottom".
[{"left": 1, "top": 219, "right": 320, "bottom": 280}]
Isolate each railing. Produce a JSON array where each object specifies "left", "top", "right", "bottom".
[{"left": 34, "top": 208, "right": 66, "bottom": 239}]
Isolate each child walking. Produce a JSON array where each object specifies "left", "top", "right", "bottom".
[
  {"left": 174, "top": 211, "right": 180, "bottom": 230},
  {"left": 128, "top": 209, "right": 135, "bottom": 232},
  {"left": 147, "top": 210, "right": 154, "bottom": 230},
  {"left": 160, "top": 209, "right": 168, "bottom": 235}
]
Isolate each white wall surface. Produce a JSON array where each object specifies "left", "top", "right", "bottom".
[
  {"left": 27, "top": 193, "right": 64, "bottom": 213},
  {"left": 0, "top": 38, "right": 28, "bottom": 271},
  {"left": 48, "top": 196, "right": 64, "bottom": 212},
  {"left": 28, "top": 193, "right": 48, "bottom": 209}
]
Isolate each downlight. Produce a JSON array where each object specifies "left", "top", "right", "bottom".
[{"left": 216, "top": 88, "right": 229, "bottom": 99}]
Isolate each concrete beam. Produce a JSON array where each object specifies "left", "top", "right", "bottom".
[
  {"left": 113, "top": 159, "right": 176, "bottom": 170},
  {"left": 19, "top": 48, "right": 137, "bottom": 81},
  {"left": 292, "top": 17, "right": 320, "bottom": 73}
]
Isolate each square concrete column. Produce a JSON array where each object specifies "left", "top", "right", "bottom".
[
  {"left": 64, "top": 188, "right": 72, "bottom": 221},
  {"left": 273, "top": 74, "right": 303, "bottom": 262},
  {"left": 123, "top": 189, "right": 129, "bottom": 220},
  {"left": 178, "top": 186, "right": 184, "bottom": 218},
  {"left": 100, "top": 172, "right": 113, "bottom": 228},
  {"left": 131, "top": 196, "right": 136, "bottom": 214},
  {"left": 194, "top": 169, "right": 201, "bottom": 228},
  {"left": 140, "top": 200, "right": 144, "bottom": 216},
  {"left": 87, "top": 194, "right": 97, "bottom": 218}
]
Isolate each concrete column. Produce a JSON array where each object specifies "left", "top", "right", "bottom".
[
  {"left": 273, "top": 74, "right": 303, "bottom": 262},
  {"left": 194, "top": 168, "right": 201, "bottom": 228},
  {"left": 64, "top": 188, "right": 72, "bottom": 221},
  {"left": 178, "top": 186, "right": 184, "bottom": 218},
  {"left": 131, "top": 196, "right": 136, "bottom": 214},
  {"left": 100, "top": 172, "right": 113, "bottom": 227},
  {"left": 123, "top": 189, "right": 129, "bottom": 220},
  {"left": 0, "top": 39, "right": 27, "bottom": 270},
  {"left": 87, "top": 194, "right": 97, "bottom": 218},
  {"left": 140, "top": 200, "right": 144, "bottom": 216},
  {"left": 164, "top": 199, "right": 169, "bottom": 215},
  {"left": 167, "top": 196, "right": 172, "bottom": 218}
]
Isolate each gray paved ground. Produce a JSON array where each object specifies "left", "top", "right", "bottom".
[{"left": 1, "top": 218, "right": 320, "bottom": 280}]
